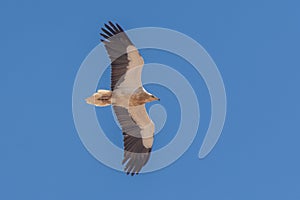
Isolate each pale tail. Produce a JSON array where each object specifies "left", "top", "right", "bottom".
[{"left": 85, "top": 90, "right": 112, "bottom": 107}]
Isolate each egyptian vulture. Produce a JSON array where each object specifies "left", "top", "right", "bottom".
[{"left": 85, "top": 21, "right": 159, "bottom": 175}]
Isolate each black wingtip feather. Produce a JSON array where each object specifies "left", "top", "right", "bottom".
[
  {"left": 100, "top": 21, "right": 125, "bottom": 41},
  {"left": 116, "top": 23, "right": 124, "bottom": 32},
  {"left": 104, "top": 23, "right": 116, "bottom": 34},
  {"left": 108, "top": 21, "right": 120, "bottom": 33},
  {"left": 100, "top": 33, "right": 109, "bottom": 39},
  {"left": 101, "top": 28, "right": 113, "bottom": 37}
]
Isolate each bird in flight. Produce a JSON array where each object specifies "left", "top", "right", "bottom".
[{"left": 85, "top": 21, "right": 160, "bottom": 175}]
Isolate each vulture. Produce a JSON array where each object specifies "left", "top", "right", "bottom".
[{"left": 85, "top": 21, "right": 160, "bottom": 175}]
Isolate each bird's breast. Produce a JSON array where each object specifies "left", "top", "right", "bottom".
[{"left": 112, "top": 88, "right": 146, "bottom": 107}]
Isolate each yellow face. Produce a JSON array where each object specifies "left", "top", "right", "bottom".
[{"left": 148, "top": 95, "right": 160, "bottom": 102}]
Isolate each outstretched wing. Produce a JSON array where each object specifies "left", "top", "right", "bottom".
[
  {"left": 101, "top": 22, "right": 152, "bottom": 175},
  {"left": 100, "top": 21, "right": 144, "bottom": 91},
  {"left": 113, "top": 105, "right": 154, "bottom": 175}
]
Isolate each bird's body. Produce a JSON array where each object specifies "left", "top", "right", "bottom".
[
  {"left": 85, "top": 22, "right": 159, "bottom": 175},
  {"left": 86, "top": 87, "right": 157, "bottom": 107}
]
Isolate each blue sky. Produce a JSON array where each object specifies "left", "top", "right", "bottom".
[{"left": 1, "top": 0, "right": 300, "bottom": 199}]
